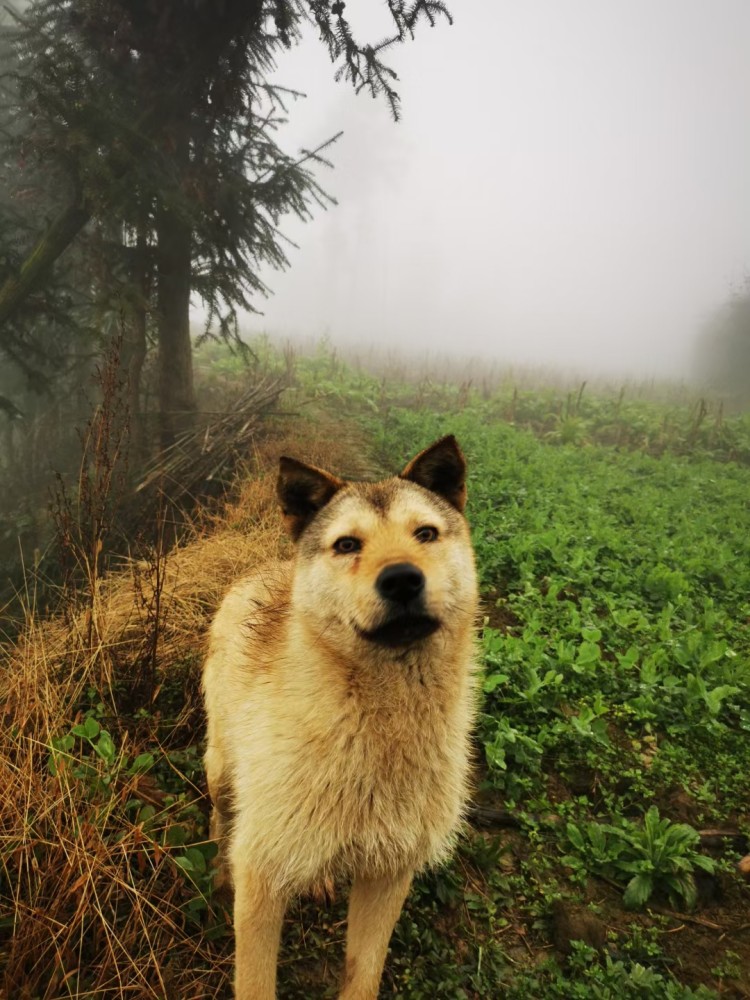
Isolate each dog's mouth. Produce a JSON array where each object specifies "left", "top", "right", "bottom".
[{"left": 355, "top": 613, "right": 440, "bottom": 649}]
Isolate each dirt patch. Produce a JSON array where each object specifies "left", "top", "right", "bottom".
[
  {"left": 482, "top": 587, "right": 522, "bottom": 633},
  {"left": 656, "top": 875, "right": 750, "bottom": 998},
  {"left": 540, "top": 865, "right": 750, "bottom": 997}
]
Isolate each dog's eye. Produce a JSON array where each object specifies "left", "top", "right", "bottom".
[
  {"left": 414, "top": 525, "right": 439, "bottom": 544},
  {"left": 333, "top": 536, "right": 362, "bottom": 555}
]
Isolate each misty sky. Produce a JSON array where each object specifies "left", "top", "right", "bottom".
[{"left": 240, "top": 0, "right": 750, "bottom": 379}]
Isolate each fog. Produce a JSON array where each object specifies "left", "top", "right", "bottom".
[{"left": 231, "top": 0, "right": 750, "bottom": 381}]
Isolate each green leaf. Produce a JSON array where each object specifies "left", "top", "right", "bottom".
[
  {"left": 581, "top": 626, "right": 602, "bottom": 642},
  {"left": 94, "top": 731, "right": 116, "bottom": 764},
  {"left": 138, "top": 805, "right": 156, "bottom": 825},
  {"left": 566, "top": 823, "right": 585, "bottom": 852},
  {"left": 183, "top": 847, "right": 207, "bottom": 875},
  {"left": 72, "top": 716, "right": 100, "bottom": 740},
  {"left": 643, "top": 805, "right": 662, "bottom": 836},
  {"left": 84, "top": 716, "right": 101, "bottom": 739},
  {"left": 165, "top": 824, "right": 188, "bottom": 847},
  {"left": 485, "top": 744, "right": 507, "bottom": 771},
  {"left": 185, "top": 895, "right": 208, "bottom": 914},
  {"left": 53, "top": 734, "right": 75, "bottom": 753},
  {"left": 623, "top": 873, "right": 653, "bottom": 909},
  {"left": 590, "top": 718, "right": 610, "bottom": 744},
  {"left": 130, "top": 752, "right": 155, "bottom": 774},
  {"left": 483, "top": 672, "right": 509, "bottom": 693},
  {"left": 692, "top": 854, "right": 717, "bottom": 874},
  {"left": 575, "top": 641, "right": 601, "bottom": 667},
  {"left": 587, "top": 822, "right": 607, "bottom": 855},
  {"left": 704, "top": 685, "right": 740, "bottom": 715},
  {"left": 665, "top": 874, "right": 697, "bottom": 910},
  {"left": 201, "top": 841, "right": 219, "bottom": 863}
]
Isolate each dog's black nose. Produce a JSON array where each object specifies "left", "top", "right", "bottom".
[{"left": 376, "top": 563, "right": 425, "bottom": 604}]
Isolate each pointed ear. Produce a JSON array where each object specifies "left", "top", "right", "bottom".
[
  {"left": 277, "top": 457, "right": 345, "bottom": 540},
  {"left": 399, "top": 435, "right": 468, "bottom": 512}
]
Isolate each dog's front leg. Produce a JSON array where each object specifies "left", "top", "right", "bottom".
[
  {"left": 233, "top": 867, "right": 287, "bottom": 1000},
  {"left": 340, "top": 868, "right": 413, "bottom": 1000}
]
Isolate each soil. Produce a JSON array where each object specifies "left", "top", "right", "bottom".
[
  {"left": 483, "top": 587, "right": 522, "bottom": 633},
  {"left": 487, "top": 830, "right": 750, "bottom": 996},
  {"left": 586, "top": 876, "right": 750, "bottom": 998},
  {"left": 468, "top": 754, "right": 750, "bottom": 996}
]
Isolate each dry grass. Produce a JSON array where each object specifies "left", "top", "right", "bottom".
[{"left": 0, "top": 415, "right": 371, "bottom": 999}]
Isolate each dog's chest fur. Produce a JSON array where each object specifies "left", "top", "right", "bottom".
[{"left": 204, "top": 565, "right": 477, "bottom": 891}]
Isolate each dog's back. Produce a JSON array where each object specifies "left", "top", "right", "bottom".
[{"left": 203, "top": 436, "right": 479, "bottom": 999}]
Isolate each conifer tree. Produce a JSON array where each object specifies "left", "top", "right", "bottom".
[{"left": 0, "top": 0, "right": 452, "bottom": 444}]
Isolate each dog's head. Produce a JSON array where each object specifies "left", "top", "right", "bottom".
[{"left": 277, "top": 436, "right": 477, "bottom": 654}]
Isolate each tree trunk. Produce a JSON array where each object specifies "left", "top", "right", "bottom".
[{"left": 156, "top": 182, "right": 194, "bottom": 449}]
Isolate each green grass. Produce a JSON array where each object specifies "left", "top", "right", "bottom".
[
  {"left": 340, "top": 372, "right": 749, "bottom": 998},
  {"left": 192, "top": 339, "right": 750, "bottom": 995},
  {"left": 8, "top": 340, "right": 749, "bottom": 998},
  {"left": 377, "top": 406, "right": 750, "bottom": 778}
]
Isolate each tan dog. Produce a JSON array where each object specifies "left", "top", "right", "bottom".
[{"left": 202, "top": 436, "right": 479, "bottom": 999}]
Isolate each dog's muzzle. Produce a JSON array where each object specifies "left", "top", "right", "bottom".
[{"left": 357, "top": 562, "right": 440, "bottom": 648}]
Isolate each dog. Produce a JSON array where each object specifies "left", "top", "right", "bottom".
[{"left": 202, "top": 435, "right": 479, "bottom": 999}]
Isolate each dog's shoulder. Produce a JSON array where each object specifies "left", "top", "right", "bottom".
[
  {"left": 206, "top": 560, "right": 292, "bottom": 669},
  {"left": 214, "top": 559, "right": 291, "bottom": 617}
]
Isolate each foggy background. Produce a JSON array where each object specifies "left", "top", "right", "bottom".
[{"left": 223, "top": 0, "right": 750, "bottom": 380}]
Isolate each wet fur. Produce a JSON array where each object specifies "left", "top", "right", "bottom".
[{"left": 202, "top": 437, "right": 479, "bottom": 999}]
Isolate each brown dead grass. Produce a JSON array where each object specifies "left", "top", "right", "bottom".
[{"left": 0, "top": 415, "right": 371, "bottom": 999}]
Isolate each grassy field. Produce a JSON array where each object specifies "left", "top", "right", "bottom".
[{"left": 2, "top": 342, "right": 749, "bottom": 997}]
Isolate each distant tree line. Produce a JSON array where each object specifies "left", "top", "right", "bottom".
[{"left": 695, "top": 278, "right": 750, "bottom": 406}]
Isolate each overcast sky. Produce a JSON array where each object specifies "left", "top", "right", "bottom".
[{"left": 239, "top": 0, "right": 750, "bottom": 380}]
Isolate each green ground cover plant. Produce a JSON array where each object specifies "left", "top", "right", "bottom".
[
  {"left": 564, "top": 807, "right": 716, "bottom": 910},
  {"left": 3, "top": 341, "right": 749, "bottom": 997},
  {"left": 352, "top": 372, "right": 750, "bottom": 997}
]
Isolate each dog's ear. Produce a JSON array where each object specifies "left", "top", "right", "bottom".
[
  {"left": 399, "top": 435, "right": 467, "bottom": 512},
  {"left": 277, "top": 457, "right": 345, "bottom": 540}
]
